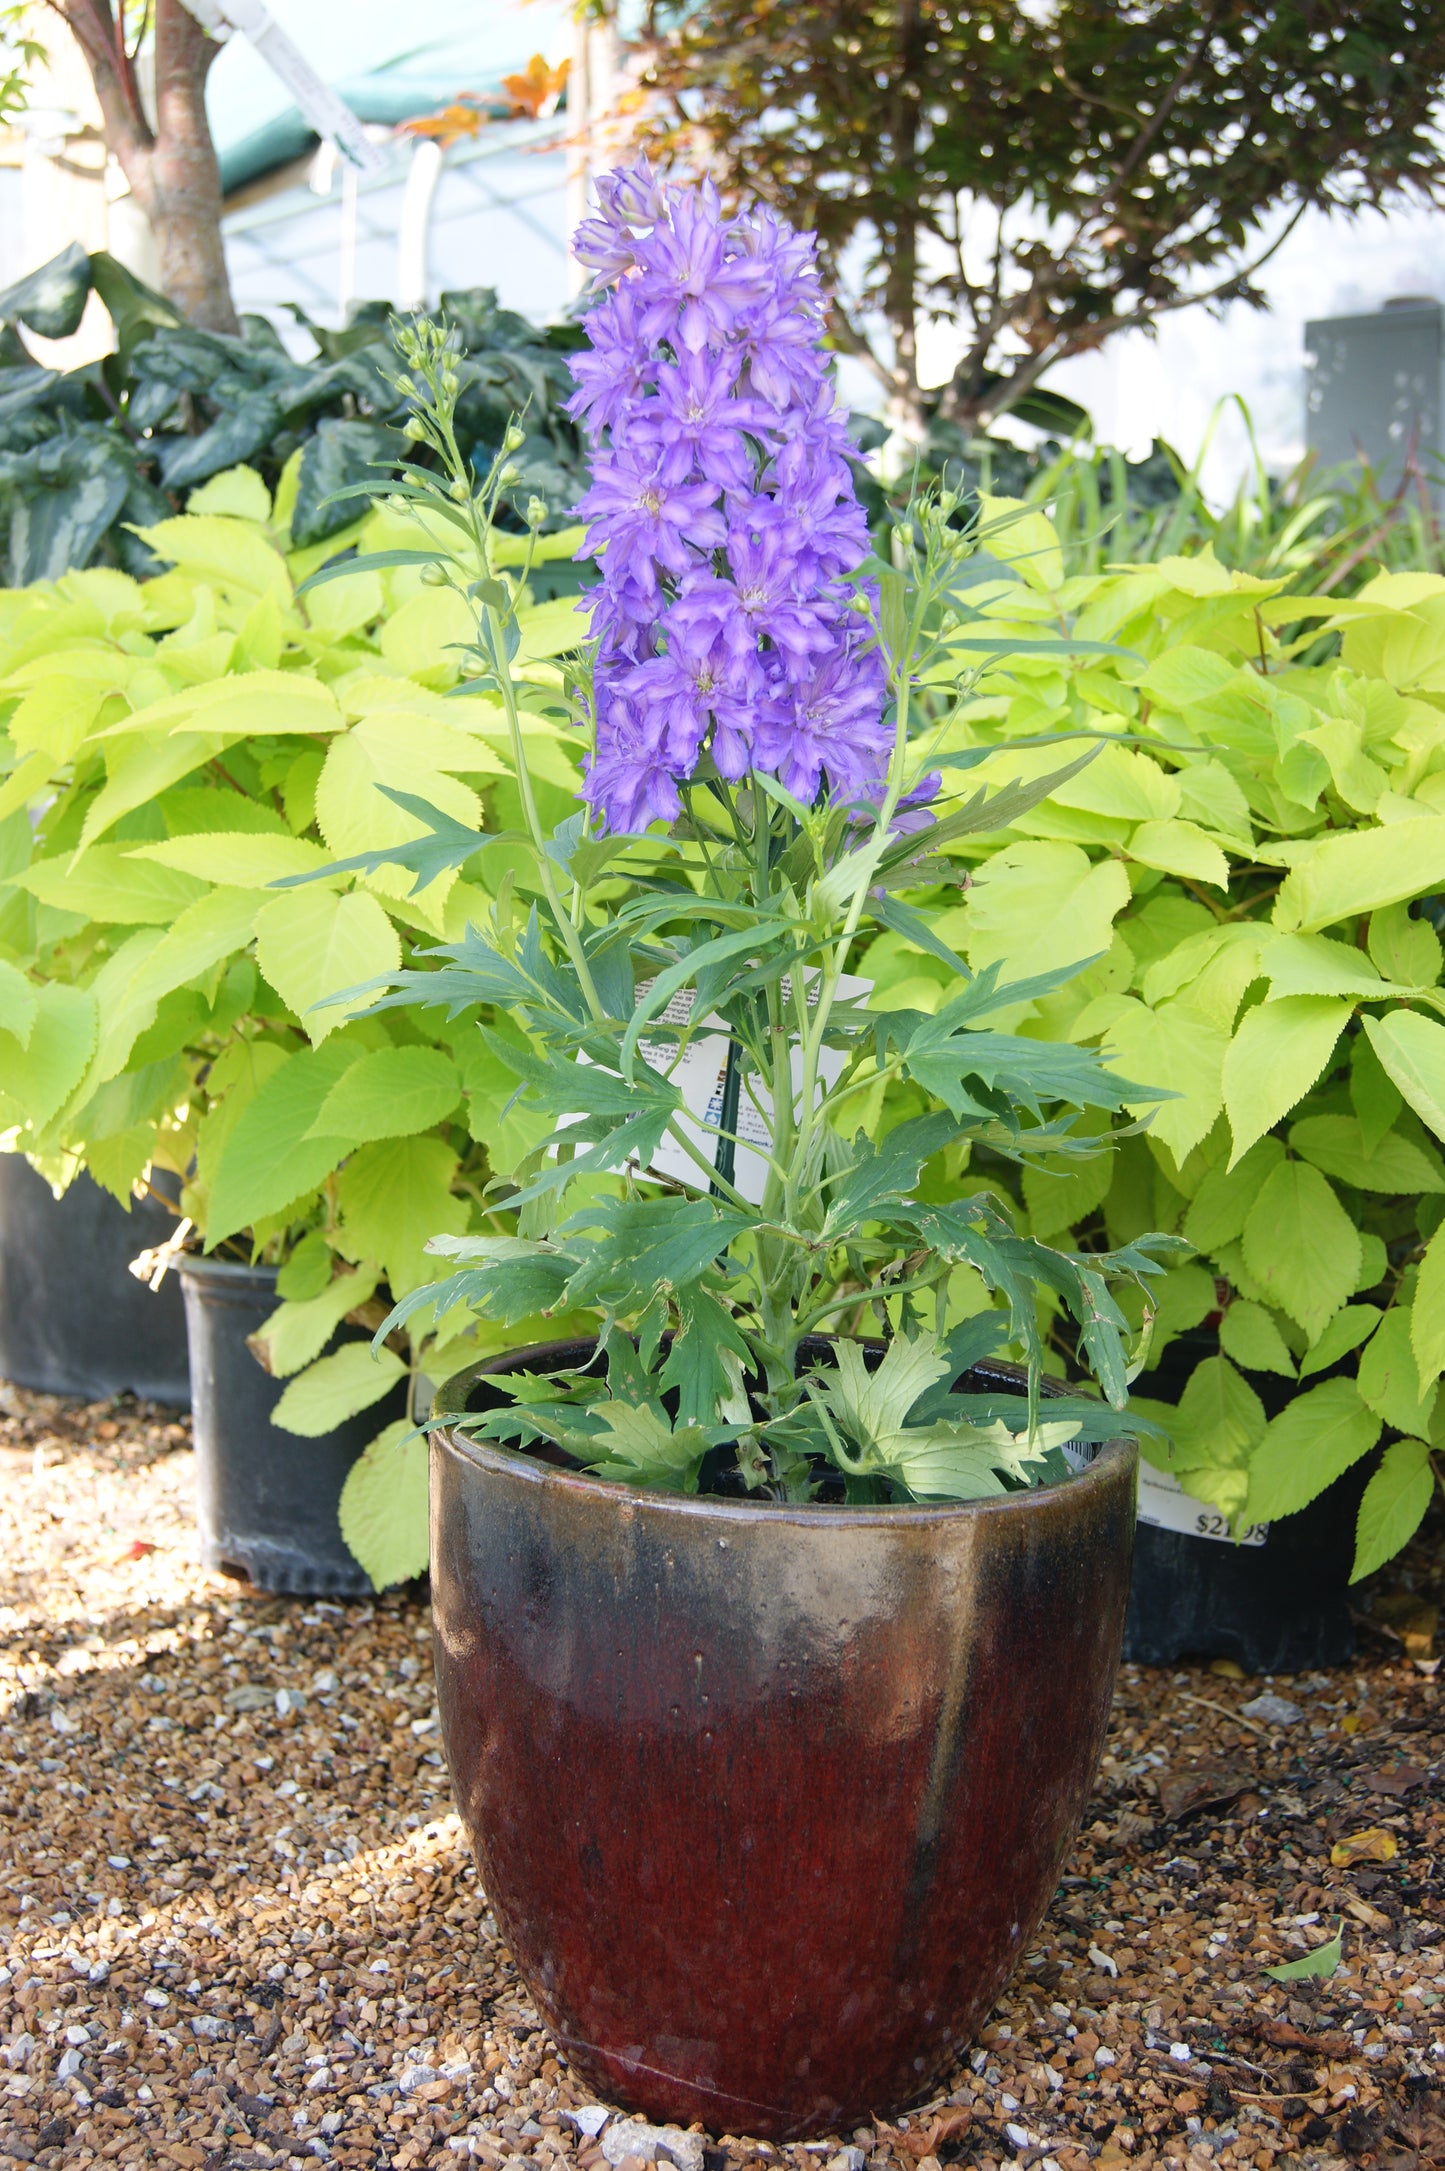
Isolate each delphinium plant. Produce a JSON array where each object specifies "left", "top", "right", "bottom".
[{"left": 316, "top": 165, "right": 1182, "bottom": 1502}]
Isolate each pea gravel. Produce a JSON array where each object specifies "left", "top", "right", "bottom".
[{"left": 1, "top": 1387, "right": 1442, "bottom": 2171}]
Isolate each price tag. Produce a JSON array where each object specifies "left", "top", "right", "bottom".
[{"left": 1062, "top": 1440, "right": 1269, "bottom": 1547}]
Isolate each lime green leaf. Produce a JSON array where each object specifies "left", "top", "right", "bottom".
[
  {"left": 1300, "top": 1303, "right": 1381, "bottom": 1378},
  {"left": 314, "top": 727, "right": 481, "bottom": 911},
  {"left": 338, "top": 1419, "right": 430, "bottom": 1590},
  {"left": 1264, "top": 1926, "right": 1342, "bottom": 1983},
  {"left": 1289, "top": 1113, "right": 1445, "bottom": 1194},
  {"left": 206, "top": 1041, "right": 361, "bottom": 1243},
  {"left": 0, "top": 985, "right": 96, "bottom": 1133},
  {"left": 1100, "top": 996, "right": 1227, "bottom": 1166},
  {"left": 1351, "top": 1032, "right": 1403, "bottom": 1153},
  {"left": 1352, "top": 1438, "right": 1435, "bottom": 1582},
  {"left": 333, "top": 1134, "right": 469, "bottom": 1298},
  {"left": 125, "top": 886, "right": 267, "bottom": 1016},
  {"left": 1021, "top": 1141, "right": 1114, "bottom": 1238},
  {"left": 1413, "top": 1222, "right": 1445, "bottom": 1395},
  {"left": 309, "top": 1046, "right": 461, "bottom": 1145},
  {"left": 1274, "top": 819, "right": 1445, "bottom": 934},
  {"left": 1259, "top": 933, "right": 1392, "bottom": 1001},
  {"left": 276, "top": 1230, "right": 333, "bottom": 1300},
  {"left": 961, "top": 841, "right": 1132, "bottom": 1004},
  {"left": 1363, "top": 1010, "right": 1445, "bottom": 1142},
  {"left": 1219, "top": 1300, "right": 1296, "bottom": 1378},
  {"left": 271, "top": 1341, "right": 406, "bottom": 1437},
  {"left": 133, "top": 831, "right": 339, "bottom": 889},
  {"left": 1222, "top": 995, "right": 1353, "bottom": 1164},
  {"left": 1245, "top": 1378, "right": 1382, "bottom": 1524},
  {"left": 1182, "top": 1136, "right": 1285, "bottom": 1253},
  {"left": 1125, "top": 817, "right": 1229, "bottom": 889},
  {"left": 1357, "top": 1232, "right": 1389, "bottom": 1292},
  {"left": 0, "top": 960, "right": 36, "bottom": 1048},
  {"left": 1357, "top": 1305, "right": 1437, "bottom": 1436},
  {"left": 18, "top": 844, "right": 208, "bottom": 925},
  {"left": 1368, "top": 901, "right": 1442, "bottom": 987},
  {"left": 1167, "top": 1355, "right": 1267, "bottom": 1471},
  {"left": 253, "top": 887, "right": 401, "bottom": 1044},
  {"left": 249, "top": 1265, "right": 381, "bottom": 1379},
  {"left": 1240, "top": 1159, "right": 1359, "bottom": 1340},
  {"left": 135, "top": 513, "right": 294, "bottom": 601},
  {"left": 1154, "top": 1261, "right": 1217, "bottom": 1336}
]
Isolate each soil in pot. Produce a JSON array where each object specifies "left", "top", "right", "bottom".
[
  {"left": 429, "top": 1341, "right": 1137, "bottom": 2140},
  {"left": 178, "top": 1255, "right": 406, "bottom": 1597},
  {"left": 0, "top": 1156, "right": 190, "bottom": 1405},
  {"left": 1123, "top": 1331, "right": 1370, "bottom": 1673}
]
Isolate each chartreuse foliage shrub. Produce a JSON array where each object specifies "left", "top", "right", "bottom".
[
  {"left": 874, "top": 504, "right": 1445, "bottom": 1579},
  {"left": 0, "top": 461, "right": 588, "bottom": 1586}
]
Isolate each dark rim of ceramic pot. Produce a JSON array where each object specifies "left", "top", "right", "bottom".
[{"left": 433, "top": 1344, "right": 1137, "bottom": 1528}]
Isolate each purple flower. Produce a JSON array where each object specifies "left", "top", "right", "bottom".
[
  {"left": 575, "top": 445, "right": 725, "bottom": 585},
  {"left": 570, "top": 167, "right": 889, "bottom": 832}
]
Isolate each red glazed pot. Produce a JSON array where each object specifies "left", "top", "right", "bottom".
[{"left": 431, "top": 1345, "right": 1136, "bottom": 2141}]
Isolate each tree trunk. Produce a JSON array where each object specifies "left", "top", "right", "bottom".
[
  {"left": 877, "top": 0, "right": 927, "bottom": 477},
  {"left": 54, "top": 0, "right": 240, "bottom": 335}
]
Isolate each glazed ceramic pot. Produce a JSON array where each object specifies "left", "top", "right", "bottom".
[{"left": 431, "top": 1344, "right": 1136, "bottom": 2141}]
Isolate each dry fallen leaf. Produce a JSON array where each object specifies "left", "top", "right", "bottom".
[
  {"left": 1345, "top": 1895, "right": 1392, "bottom": 1929},
  {"left": 1157, "top": 1762, "right": 1252, "bottom": 1821},
  {"left": 1363, "top": 1764, "right": 1424, "bottom": 1797},
  {"left": 1331, "top": 1828, "right": 1399, "bottom": 1867}
]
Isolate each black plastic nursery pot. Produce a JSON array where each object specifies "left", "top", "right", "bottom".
[
  {"left": 1123, "top": 1336, "right": 1370, "bottom": 1674},
  {"left": 177, "top": 1255, "right": 404, "bottom": 1598},
  {"left": 0, "top": 1153, "right": 190, "bottom": 1405}
]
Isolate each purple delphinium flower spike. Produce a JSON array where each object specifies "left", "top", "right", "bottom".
[{"left": 568, "top": 162, "right": 888, "bottom": 832}]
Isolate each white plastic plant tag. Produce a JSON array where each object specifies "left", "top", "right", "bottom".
[
  {"left": 618, "top": 973, "right": 871, "bottom": 1205},
  {"left": 1062, "top": 1439, "right": 1269, "bottom": 1547}
]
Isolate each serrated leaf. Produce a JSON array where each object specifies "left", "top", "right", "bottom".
[
  {"left": 0, "top": 985, "right": 96, "bottom": 1133},
  {"left": 582, "top": 1400, "right": 709, "bottom": 1492},
  {"left": 1357, "top": 1306, "right": 1437, "bottom": 1436},
  {"left": 271, "top": 1340, "right": 406, "bottom": 1436},
  {"left": 1351, "top": 1437, "right": 1435, "bottom": 1582},
  {"left": 19, "top": 844, "right": 209, "bottom": 924},
  {"left": 1183, "top": 1136, "right": 1285, "bottom": 1253},
  {"left": 658, "top": 1286, "right": 752, "bottom": 1428},
  {"left": 1289, "top": 1113, "right": 1445, "bottom": 1194},
  {"left": 1264, "top": 1926, "right": 1342, "bottom": 1983},
  {"left": 1218, "top": 1301, "right": 1296, "bottom": 1378},
  {"left": 1368, "top": 902, "right": 1442, "bottom": 987},
  {"left": 1414, "top": 1222, "right": 1445, "bottom": 1395},
  {"left": 134, "top": 830, "right": 338, "bottom": 889},
  {"left": 1300, "top": 1303, "right": 1381, "bottom": 1378},
  {"left": 1221, "top": 996, "right": 1353, "bottom": 1164},
  {"left": 249, "top": 1265, "right": 381, "bottom": 1379},
  {"left": 1240, "top": 1159, "right": 1359, "bottom": 1341},
  {"left": 1274, "top": 818, "right": 1445, "bottom": 933},
  {"left": 309, "top": 1046, "right": 461, "bottom": 1144},
  {"left": 253, "top": 886, "right": 401, "bottom": 1044},
  {"left": 1099, "top": 996, "right": 1226, "bottom": 1166},
  {"left": 0, "top": 960, "right": 37, "bottom": 1049},
  {"left": 334, "top": 1134, "right": 469, "bottom": 1299},
  {"left": 1245, "top": 1377, "right": 1382, "bottom": 1524},
  {"left": 206, "top": 1040, "right": 360, "bottom": 1243},
  {"left": 1259, "top": 932, "right": 1392, "bottom": 1001},
  {"left": 1167, "top": 1355, "right": 1267, "bottom": 1470},
  {"left": 1363, "top": 1009, "right": 1445, "bottom": 1142},
  {"left": 338, "top": 1419, "right": 430, "bottom": 1590}
]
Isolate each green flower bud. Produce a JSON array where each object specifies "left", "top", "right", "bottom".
[
  {"left": 525, "top": 495, "right": 548, "bottom": 529},
  {"left": 503, "top": 423, "right": 526, "bottom": 453}
]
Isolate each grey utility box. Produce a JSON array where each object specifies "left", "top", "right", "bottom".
[{"left": 1304, "top": 298, "right": 1442, "bottom": 487}]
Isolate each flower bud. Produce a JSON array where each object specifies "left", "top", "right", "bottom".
[
  {"left": 525, "top": 495, "right": 548, "bottom": 529},
  {"left": 499, "top": 462, "right": 521, "bottom": 487},
  {"left": 503, "top": 423, "right": 527, "bottom": 453},
  {"left": 402, "top": 414, "right": 426, "bottom": 440},
  {"left": 421, "top": 564, "right": 447, "bottom": 586}
]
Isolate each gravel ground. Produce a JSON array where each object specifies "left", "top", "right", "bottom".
[{"left": 1, "top": 1388, "right": 1442, "bottom": 2171}]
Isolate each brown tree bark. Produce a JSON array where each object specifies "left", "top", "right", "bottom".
[{"left": 49, "top": 0, "right": 240, "bottom": 334}]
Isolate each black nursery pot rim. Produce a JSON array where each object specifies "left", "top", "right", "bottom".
[
  {"left": 175, "top": 1252, "right": 276, "bottom": 1292},
  {"left": 433, "top": 1343, "right": 1137, "bottom": 1530}
]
